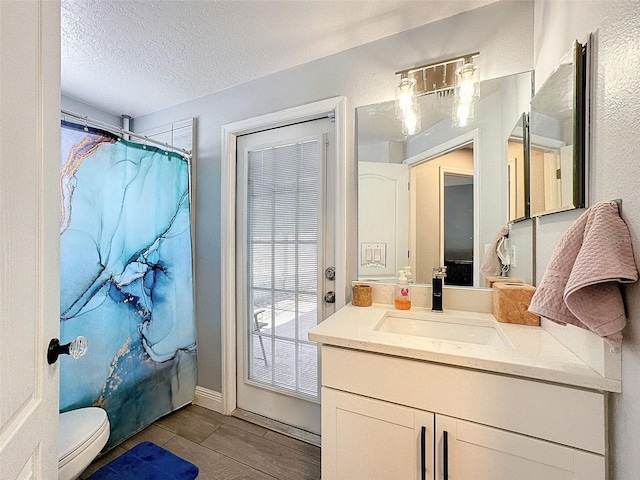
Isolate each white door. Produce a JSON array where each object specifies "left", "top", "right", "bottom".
[
  {"left": 543, "top": 151, "right": 561, "bottom": 211},
  {"left": 358, "top": 162, "right": 409, "bottom": 282},
  {"left": 559, "top": 144, "right": 574, "bottom": 208},
  {"left": 322, "top": 388, "right": 434, "bottom": 480},
  {"left": 235, "top": 118, "right": 335, "bottom": 435},
  {"left": 0, "top": 1, "right": 60, "bottom": 479},
  {"left": 435, "top": 415, "right": 606, "bottom": 480}
]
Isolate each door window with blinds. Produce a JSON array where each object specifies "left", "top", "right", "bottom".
[{"left": 242, "top": 136, "right": 323, "bottom": 400}]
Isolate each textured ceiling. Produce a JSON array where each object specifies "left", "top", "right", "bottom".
[{"left": 61, "top": 0, "right": 496, "bottom": 118}]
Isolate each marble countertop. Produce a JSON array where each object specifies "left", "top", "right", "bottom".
[{"left": 309, "top": 303, "right": 620, "bottom": 392}]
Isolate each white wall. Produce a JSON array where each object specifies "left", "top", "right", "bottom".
[
  {"left": 62, "top": 95, "right": 121, "bottom": 126},
  {"left": 130, "top": 1, "right": 533, "bottom": 394},
  {"left": 533, "top": 1, "right": 640, "bottom": 478},
  {"left": 358, "top": 141, "right": 404, "bottom": 164}
]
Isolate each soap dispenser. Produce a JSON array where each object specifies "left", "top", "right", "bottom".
[
  {"left": 395, "top": 270, "right": 411, "bottom": 310},
  {"left": 403, "top": 265, "right": 414, "bottom": 283}
]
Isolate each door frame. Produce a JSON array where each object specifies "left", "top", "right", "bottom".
[
  {"left": 404, "top": 129, "right": 480, "bottom": 287},
  {"left": 221, "top": 97, "right": 347, "bottom": 415},
  {"left": 438, "top": 166, "right": 474, "bottom": 270}
]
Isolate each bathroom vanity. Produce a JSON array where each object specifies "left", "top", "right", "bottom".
[{"left": 309, "top": 299, "right": 616, "bottom": 480}]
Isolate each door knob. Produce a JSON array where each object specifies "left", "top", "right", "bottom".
[
  {"left": 324, "top": 291, "right": 336, "bottom": 303},
  {"left": 47, "top": 336, "right": 88, "bottom": 364},
  {"left": 325, "top": 266, "right": 335, "bottom": 280}
]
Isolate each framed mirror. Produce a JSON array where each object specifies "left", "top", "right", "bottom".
[
  {"left": 530, "top": 39, "right": 587, "bottom": 216},
  {"left": 357, "top": 71, "right": 533, "bottom": 288},
  {"left": 507, "top": 113, "right": 530, "bottom": 222}
]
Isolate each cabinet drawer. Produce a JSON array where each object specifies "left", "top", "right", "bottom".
[{"left": 322, "top": 346, "right": 606, "bottom": 454}]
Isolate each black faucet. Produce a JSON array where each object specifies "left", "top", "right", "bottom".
[{"left": 432, "top": 266, "right": 447, "bottom": 312}]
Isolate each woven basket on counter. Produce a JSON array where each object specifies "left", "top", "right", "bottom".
[{"left": 352, "top": 284, "right": 372, "bottom": 307}]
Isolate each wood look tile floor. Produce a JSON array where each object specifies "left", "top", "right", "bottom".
[{"left": 79, "top": 405, "right": 321, "bottom": 480}]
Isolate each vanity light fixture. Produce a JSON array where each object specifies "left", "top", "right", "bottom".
[
  {"left": 453, "top": 56, "right": 480, "bottom": 126},
  {"left": 395, "top": 52, "right": 480, "bottom": 133},
  {"left": 395, "top": 77, "right": 421, "bottom": 135}
]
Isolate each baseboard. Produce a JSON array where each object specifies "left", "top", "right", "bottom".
[
  {"left": 193, "top": 386, "right": 223, "bottom": 413},
  {"left": 232, "top": 409, "right": 321, "bottom": 447}
]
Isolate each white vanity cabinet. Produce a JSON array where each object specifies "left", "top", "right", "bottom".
[
  {"left": 434, "top": 415, "right": 605, "bottom": 479},
  {"left": 320, "top": 345, "right": 607, "bottom": 480},
  {"left": 323, "top": 388, "right": 434, "bottom": 480}
]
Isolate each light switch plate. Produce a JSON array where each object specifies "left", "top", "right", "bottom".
[{"left": 361, "top": 242, "right": 386, "bottom": 268}]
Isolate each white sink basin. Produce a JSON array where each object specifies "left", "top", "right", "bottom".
[{"left": 375, "top": 311, "right": 512, "bottom": 348}]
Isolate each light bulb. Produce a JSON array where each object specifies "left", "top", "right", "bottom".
[
  {"left": 453, "top": 101, "right": 474, "bottom": 127},
  {"left": 396, "top": 77, "right": 417, "bottom": 119},
  {"left": 455, "top": 62, "right": 480, "bottom": 104},
  {"left": 402, "top": 105, "right": 421, "bottom": 136}
]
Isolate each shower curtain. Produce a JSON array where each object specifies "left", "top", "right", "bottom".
[{"left": 59, "top": 121, "right": 197, "bottom": 449}]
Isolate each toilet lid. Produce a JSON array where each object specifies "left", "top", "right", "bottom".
[{"left": 58, "top": 407, "right": 109, "bottom": 465}]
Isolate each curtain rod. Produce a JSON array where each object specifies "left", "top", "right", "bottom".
[{"left": 61, "top": 109, "right": 192, "bottom": 158}]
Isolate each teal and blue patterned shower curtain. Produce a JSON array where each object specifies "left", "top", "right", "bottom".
[{"left": 59, "top": 121, "right": 197, "bottom": 448}]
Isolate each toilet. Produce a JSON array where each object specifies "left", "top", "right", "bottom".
[{"left": 58, "top": 407, "right": 110, "bottom": 480}]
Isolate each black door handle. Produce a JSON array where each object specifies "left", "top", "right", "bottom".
[
  {"left": 443, "top": 430, "right": 449, "bottom": 480},
  {"left": 420, "top": 426, "right": 426, "bottom": 480}
]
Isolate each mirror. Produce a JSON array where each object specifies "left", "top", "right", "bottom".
[
  {"left": 357, "top": 71, "right": 533, "bottom": 287},
  {"left": 507, "top": 113, "right": 530, "bottom": 222},
  {"left": 530, "top": 40, "right": 587, "bottom": 216}
]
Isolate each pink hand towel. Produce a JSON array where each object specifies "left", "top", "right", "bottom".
[{"left": 529, "top": 201, "right": 638, "bottom": 351}]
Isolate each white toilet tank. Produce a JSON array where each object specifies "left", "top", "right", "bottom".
[{"left": 58, "top": 407, "right": 110, "bottom": 480}]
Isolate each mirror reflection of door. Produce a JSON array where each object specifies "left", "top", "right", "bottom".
[
  {"left": 530, "top": 141, "right": 570, "bottom": 214},
  {"left": 507, "top": 112, "right": 529, "bottom": 222},
  {"left": 508, "top": 156, "right": 519, "bottom": 220},
  {"left": 441, "top": 168, "right": 474, "bottom": 286},
  {"left": 411, "top": 145, "right": 473, "bottom": 285},
  {"left": 358, "top": 162, "right": 410, "bottom": 282}
]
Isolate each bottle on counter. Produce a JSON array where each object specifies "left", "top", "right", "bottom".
[{"left": 395, "top": 269, "right": 411, "bottom": 310}]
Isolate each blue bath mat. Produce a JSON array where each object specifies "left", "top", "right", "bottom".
[{"left": 87, "top": 441, "right": 199, "bottom": 480}]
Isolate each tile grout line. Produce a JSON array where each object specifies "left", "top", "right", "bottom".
[
  {"left": 186, "top": 433, "right": 280, "bottom": 479},
  {"left": 156, "top": 426, "right": 280, "bottom": 480},
  {"left": 192, "top": 424, "right": 319, "bottom": 480}
]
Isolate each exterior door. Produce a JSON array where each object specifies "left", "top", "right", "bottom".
[
  {"left": 235, "top": 118, "right": 335, "bottom": 434},
  {"left": 0, "top": 1, "right": 60, "bottom": 479}
]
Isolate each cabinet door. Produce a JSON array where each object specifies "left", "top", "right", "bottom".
[
  {"left": 322, "top": 387, "right": 434, "bottom": 480},
  {"left": 435, "top": 415, "right": 605, "bottom": 480}
]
